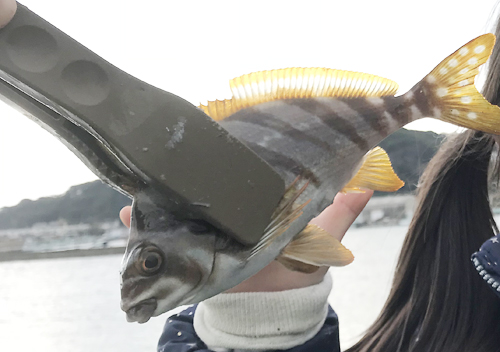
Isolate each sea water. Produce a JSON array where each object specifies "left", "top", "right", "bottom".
[{"left": 0, "top": 224, "right": 407, "bottom": 351}]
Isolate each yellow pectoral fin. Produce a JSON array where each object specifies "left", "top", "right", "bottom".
[
  {"left": 249, "top": 178, "right": 311, "bottom": 259},
  {"left": 342, "top": 147, "right": 404, "bottom": 193},
  {"left": 279, "top": 224, "right": 354, "bottom": 271}
]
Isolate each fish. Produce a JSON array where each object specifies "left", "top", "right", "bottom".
[{"left": 120, "top": 34, "right": 500, "bottom": 323}]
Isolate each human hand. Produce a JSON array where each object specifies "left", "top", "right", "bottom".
[
  {"left": 0, "top": 0, "right": 16, "bottom": 28},
  {"left": 226, "top": 191, "right": 373, "bottom": 292},
  {"left": 119, "top": 190, "right": 373, "bottom": 292}
]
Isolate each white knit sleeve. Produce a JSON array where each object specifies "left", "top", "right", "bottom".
[{"left": 193, "top": 273, "right": 333, "bottom": 351}]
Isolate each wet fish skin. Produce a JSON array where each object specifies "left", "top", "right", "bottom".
[{"left": 120, "top": 34, "right": 500, "bottom": 322}]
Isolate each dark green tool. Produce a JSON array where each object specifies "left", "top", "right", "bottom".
[{"left": 0, "top": 2, "right": 285, "bottom": 245}]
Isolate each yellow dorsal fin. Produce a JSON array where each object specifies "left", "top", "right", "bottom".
[
  {"left": 342, "top": 147, "right": 404, "bottom": 193},
  {"left": 277, "top": 224, "right": 354, "bottom": 271},
  {"left": 199, "top": 68, "right": 399, "bottom": 121}
]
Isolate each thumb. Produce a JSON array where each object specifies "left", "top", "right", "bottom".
[
  {"left": 119, "top": 206, "right": 132, "bottom": 228},
  {"left": 309, "top": 191, "right": 373, "bottom": 242}
]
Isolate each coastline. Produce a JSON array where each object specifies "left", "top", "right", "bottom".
[{"left": 0, "top": 247, "right": 126, "bottom": 262}]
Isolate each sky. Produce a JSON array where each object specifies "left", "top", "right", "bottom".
[{"left": 0, "top": 0, "right": 499, "bottom": 209}]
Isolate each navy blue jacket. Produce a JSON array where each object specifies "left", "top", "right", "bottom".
[
  {"left": 472, "top": 232, "right": 500, "bottom": 299},
  {"left": 158, "top": 304, "right": 341, "bottom": 352}
]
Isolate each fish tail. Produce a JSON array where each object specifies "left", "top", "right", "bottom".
[{"left": 413, "top": 34, "right": 500, "bottom": 133}]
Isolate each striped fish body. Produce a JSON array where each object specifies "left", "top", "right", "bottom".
[
  {"left": 196, "top": 94, "right": 414, "bottom": 299},
  {"left": 191, "top": 34, "right": 500, "bottom": 300},
  {"left": 120, "top": 34, "right": 500, "bottom": 322},
  {"left": 219, "top": 92, "right": 423, "bottom": 219}
]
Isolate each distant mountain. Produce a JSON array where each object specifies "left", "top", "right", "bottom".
[
  {"left": 378, "top": 128, "right": 444, "bottom": 194},
  {"left": 0, "top": 129, "right": 444, "bottom": 230},
  {"left": 0, "top": 182, "right": 131, "bottom": 230}
]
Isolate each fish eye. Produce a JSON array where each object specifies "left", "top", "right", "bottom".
[{"left": 137, "top": 248, "right": 163, "bottom": 275}]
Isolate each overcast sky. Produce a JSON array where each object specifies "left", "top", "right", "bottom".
[{"left": 0, "top": 0, "right": 499, "bottom": 208}]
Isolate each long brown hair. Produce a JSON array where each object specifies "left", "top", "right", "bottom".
[{"left": 346, "top": 24, "right": 500, "bottom": 352}]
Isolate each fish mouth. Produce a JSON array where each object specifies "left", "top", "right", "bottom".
[{"left": 124, "top": 298, "right": 158, "bottom": 324}]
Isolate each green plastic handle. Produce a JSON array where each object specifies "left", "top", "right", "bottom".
[{"left": 0, "top": 2, "right": 285, "bottom": 245}]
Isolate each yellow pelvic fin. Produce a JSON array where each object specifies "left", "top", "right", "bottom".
[
  {"left": 276, "top": 255, "right": 320, "bottom": 274},
  {"left": 278, "top": 224, "right": 354, "bottom": 270},
  {"left": 424, "top": 34, "right": 500, "bottom": 134},
  {"left": 341, "top": 147, "right": 404, "bottom": 193},
  {"left": 199, "top": 68, "right": 399, "bottom": 121}
]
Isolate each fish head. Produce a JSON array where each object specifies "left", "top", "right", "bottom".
[
  {"left": 119, "top": 194, "right": 219, "bottom": 323},
  {"left": 118, "top": 182, "right": 315, "bottom": 323}
]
